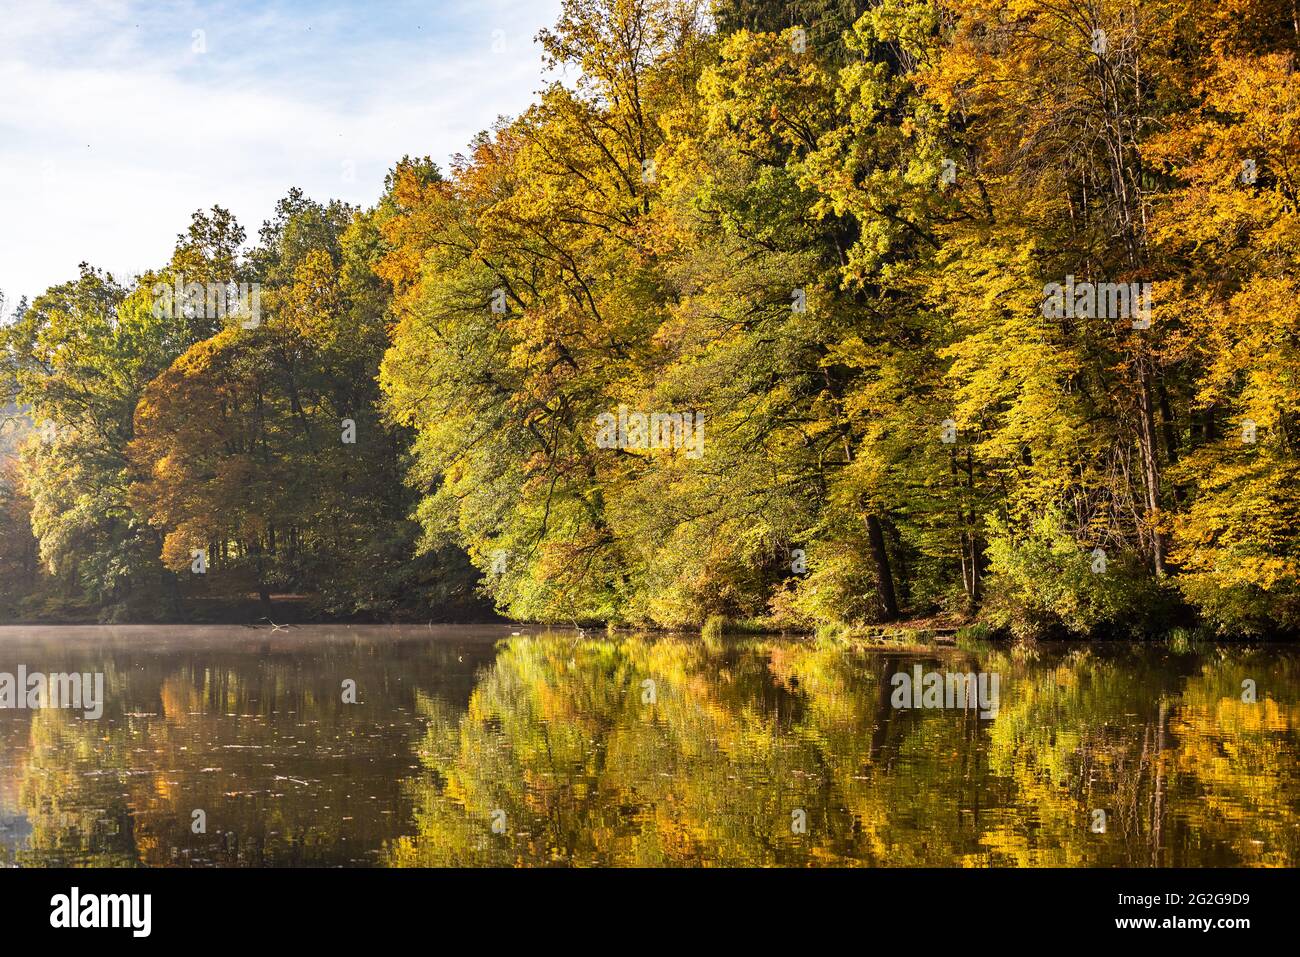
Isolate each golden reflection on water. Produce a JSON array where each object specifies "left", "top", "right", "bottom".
[{"left": 0, "top": 626, "right": 1296, "bottom": 867}]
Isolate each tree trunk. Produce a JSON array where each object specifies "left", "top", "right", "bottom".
[
  {"left": 865, "top": 513, "right": 900, "bottom": 621},
  {"left": 1137, "top": 358, "right": 1167, "bottom": 576}
]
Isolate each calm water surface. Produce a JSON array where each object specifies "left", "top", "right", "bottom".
[{"left": 0, "top": 625, "right": 1295, "bottom": 867}]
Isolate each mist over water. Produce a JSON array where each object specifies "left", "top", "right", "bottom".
[{"left": 0, "top": 625, "right": 1295, "bottom": 867}]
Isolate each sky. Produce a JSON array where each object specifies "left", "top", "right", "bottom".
[{"left": 0, "top": 0, "right": 565, "bottom": 307}]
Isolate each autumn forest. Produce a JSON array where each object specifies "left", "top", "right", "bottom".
[{"left": 2, "top": 0, "right": 1298, "bottom": 639}]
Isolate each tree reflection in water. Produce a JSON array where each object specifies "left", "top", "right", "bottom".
[{"left": 0, "top": 626, "right": 1294, "bottom": 867}]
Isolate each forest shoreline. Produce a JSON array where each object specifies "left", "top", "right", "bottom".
[
  {"left": 2, "top": 603, "right": 1294, "bottom": 644},
  {"left": 5, "top": 1, "right": 1299, "bottom": 647}
]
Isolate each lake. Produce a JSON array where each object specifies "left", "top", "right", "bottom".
[{"left": 0, "top": 625, "right": 1295, "bottom": 867}]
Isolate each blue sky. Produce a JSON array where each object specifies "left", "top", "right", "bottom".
[{"left": 0, "top": 0, "right": 565, "bottom": 306}]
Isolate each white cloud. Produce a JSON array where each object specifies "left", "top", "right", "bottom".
[{"left": 0, "top": 0, "right": 562, "bottom": 305}]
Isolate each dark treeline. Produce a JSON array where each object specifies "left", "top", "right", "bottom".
[{"left": 1, "top": 0, "right": 1298, "bottom": 637}]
